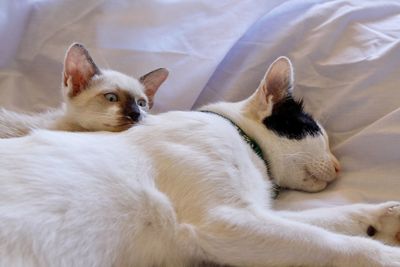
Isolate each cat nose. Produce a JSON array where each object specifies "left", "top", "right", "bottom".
[
  {"left": 334, "top": 165, "right": 340, "bottom": 173},
  {"left": 331, "top": 156, "right": 340, "bottom": 174},
  {"left": 127, "top": 102, "right": 141, "bottom": 122},
  {"left": 128, "top": 111, "right": 141, "bottom": 122}
]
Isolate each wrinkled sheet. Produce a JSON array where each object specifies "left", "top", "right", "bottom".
[{"left": 0, "top": 0, "right": 399, "bottom": 211}]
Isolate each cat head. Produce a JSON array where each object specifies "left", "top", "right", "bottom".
[
  {"left": 62, "top": 43, "right": 168, "bottom": 132},
  {"left": 203, "top": 57, "right": 340, "bottom": 192}
]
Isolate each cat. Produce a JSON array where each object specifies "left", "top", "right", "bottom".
[
  {"left": 0, "top": 56, "right": 399, "bottom": 267},
  {"left": 0, "top": 43, "right": 168, "bottom": 138}
]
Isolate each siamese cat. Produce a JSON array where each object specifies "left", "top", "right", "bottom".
[{"left": 0, "top": 43, "right": 168, "bottom": 138}]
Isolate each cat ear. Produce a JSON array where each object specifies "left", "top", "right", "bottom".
[
  {"left": 139, "top": 68, "right": 169, "bottom": 108},
  {"left": 246, "top": 57, "right": 294, "bottom": 119},
  {"left": 63, "top": 43, "right": 101, "bottom": 97},
  {"left": 259, "top": 56, "right": 294, "bottom": 103}
]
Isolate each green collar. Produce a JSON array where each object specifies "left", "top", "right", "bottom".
[{"left": 200, "top": 110, "right": 280, "bottom": 198}]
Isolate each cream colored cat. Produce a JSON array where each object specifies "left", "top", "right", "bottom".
[{"left": 0, "top": 43, "right": 168, "bottom": 138}]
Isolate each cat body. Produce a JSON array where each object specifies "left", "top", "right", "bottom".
[
  {"left": 0, "top": 43, "right": 168, "bottom": 138},
  {"left": 0, "top": 57, "right": 400, "bottom": 267},
  {"left": 0, "top": 107, "right": 65, "bottom": 138}
]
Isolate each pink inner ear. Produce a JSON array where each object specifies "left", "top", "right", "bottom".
[
  {"left": 63, "top": 44, "right": 100, "bottom": 97},
  {"left": 140, "top": 68, "right": 169, "bottom": 108},
  {"left": 68, "top": 68, "right": 90, "bottom": 96},
  {"left": 264, "top": 58, "right": 292, "bottom": 102}
]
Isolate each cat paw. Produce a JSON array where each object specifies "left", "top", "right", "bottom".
[
  {"left": 374, "top": 245, "right": 400, "bottom": 267},
  {"left": 335, "top": 235, "right": 400, "bottom": 267},
  {"left": 365, "top": 202, "right": 400, "bottom": 246}
]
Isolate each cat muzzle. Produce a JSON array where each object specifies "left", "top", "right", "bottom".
[{"left": 128, "top": 111, "right": 141, "bottom": 122}]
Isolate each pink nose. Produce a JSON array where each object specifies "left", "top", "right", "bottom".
[
  {"left": 333, "top": 160, "right": 340, "bottom": 173},
  {"left": 334, "top": 165, "right": 340, "bottom": 173},
  {"left": 331, "top": 155, "right": 341, "bottom": 174}
]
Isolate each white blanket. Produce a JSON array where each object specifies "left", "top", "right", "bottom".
[{"left": 1, "top": 0, "right": 399, "bottom": 211}]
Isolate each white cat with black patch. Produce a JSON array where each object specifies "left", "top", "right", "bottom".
[
  {"left": 1, "top": 57, "right": 399, "bottom": 267},
  {"left": 0, "top": 43, "right": 168, "bottom": 138}
]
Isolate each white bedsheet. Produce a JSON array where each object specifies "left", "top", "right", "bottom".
[{"left": 1, "top": 0, "right": 399, "bottom": 211}]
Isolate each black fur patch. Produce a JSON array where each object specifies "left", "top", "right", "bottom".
[{"left": 263, "top": 96, "right": 321, "bottom": 140}]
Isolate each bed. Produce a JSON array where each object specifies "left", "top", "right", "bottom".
[{"left": 1, "top": 0, "right": 399, "bottom": 213}]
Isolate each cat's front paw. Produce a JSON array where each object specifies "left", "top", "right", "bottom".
[
  {"left": 374, "top": 245, "right": 400, "bottom": 267},
  {"left": 338, "top": 237, "right": 400, "bottom": 267},
  {"left": 366, "top": 202, "right": 400, "bottom": 246}
]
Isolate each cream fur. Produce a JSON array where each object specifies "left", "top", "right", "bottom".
[
  {"left": 0, "top": 43, "right": 168, "bottom": 138},
  {"left": 0, "top": 57, "right": 399, "bottom": 267},
  {"left": 58, "top": 69, "right": 151, "bottom": 132},
  {"left": 0, "top": 70, "right": 148, "bottom": 137},
  {"left": 0, "top": 106, "right": 65, "bottom": 138}
]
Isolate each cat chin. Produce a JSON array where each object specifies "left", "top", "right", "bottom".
[
  {"left": 74, "top": 117, "right": 135, "bottom": 132},
  {"left": 98, "top": 121, "right": 135, "bottom": 132}
]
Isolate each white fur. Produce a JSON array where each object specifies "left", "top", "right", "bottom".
[
  {"left": 0, "top": 106, "right": 65, "bottom": 138},
  {"left": 0, "top": 57, "right": 399, "bottom": 267}
]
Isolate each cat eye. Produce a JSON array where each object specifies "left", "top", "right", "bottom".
[
  {"left": 104, "top": 93, "right": 118, "bottom": 102},
  {"left": 137, "top": 99, "right": 147, "bottom": 107}
]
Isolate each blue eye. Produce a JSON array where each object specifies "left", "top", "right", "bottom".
[
  {"left": 104, "top": 93, "right": 118, "bottom": 102},
  {"left": 137, "top": 99, "right": 147, "bottom": 107}
]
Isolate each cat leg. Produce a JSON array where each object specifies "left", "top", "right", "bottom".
[
  {"left": 277, "top": 201, "right": 400, "bottom": 246},
  {"left": 194, "top": 206, "right": 400, "bottom": 267}
]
